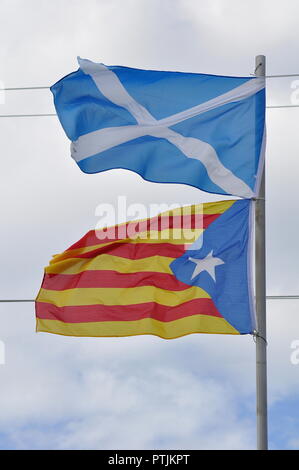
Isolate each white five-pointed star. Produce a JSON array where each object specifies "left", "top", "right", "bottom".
[{"left": 188, "top": 250, "right": 224, "bottom": 282}]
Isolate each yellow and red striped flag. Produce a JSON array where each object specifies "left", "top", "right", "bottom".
[{"left": 35, "top": 199, "right": 255, "bottom": 339}]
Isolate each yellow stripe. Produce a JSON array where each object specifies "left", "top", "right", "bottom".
[
  {"left": 159, "top": 200, "right": 235, "bottom": 216},
  {"left": 37, "top": 284, "right": 210, "bottom": 307},
  {"left": 121, "top": 200, "right": 235, "bottom": 219},
  {"left": 52, "top": 200, "right": 236, "bottom": 262},
  {"left": 36, "top": 314, "right": 239, "bottom": 339},
  {"left": 45, "top": 254, "right": 175, "bottom": 275},
  {"left": 52, "top": 228, "right": 203, "bottom": 262},
  {"left": 201, "top": 200, "right": 235, "bottom": 214}
]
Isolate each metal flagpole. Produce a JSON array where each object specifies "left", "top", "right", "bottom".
[{"left": 255, "top": 54, "right": 268, "bottom": 450}]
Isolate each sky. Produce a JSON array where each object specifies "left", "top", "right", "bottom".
[{"left": 0, "top": 0, "right": 299, "bottom": 450}]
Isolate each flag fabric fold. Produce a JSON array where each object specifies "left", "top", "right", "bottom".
[
  {"left": 51, "top": 58, "right": 265, "bottom": 198},
  {"left": 35, "top": 199, "right": 255, "bottom": 339}
]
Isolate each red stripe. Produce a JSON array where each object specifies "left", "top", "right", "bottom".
[
  {"left": 67, "top": 242, "right": 186, "bottom": 260},
  {"left": 67, "top": 213, "right": 220, "bottom": 250},
  {"left": 42, "top": 271, "right": 192, "bottom": 291},
  {"left": 36, "top": 298, "right": 222, "bottom": 323}
]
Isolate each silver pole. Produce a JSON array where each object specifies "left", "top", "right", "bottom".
[{"left": 255, "top": 55, "right": 268, "bottom": 450}]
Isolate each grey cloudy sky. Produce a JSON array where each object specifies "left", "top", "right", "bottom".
[{"left": 0, "top": 0, "right": 299, "bottom": 449}]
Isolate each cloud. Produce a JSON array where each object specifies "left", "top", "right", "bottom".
[
  {"left": 0, "top": 304, "right": 256, "bottom": 450},
  {"left": 1, "top": 299, "right": 299, "bottom": 449},
  {"left": 178, "top": 0, "right": 299, "bottom": 70}
]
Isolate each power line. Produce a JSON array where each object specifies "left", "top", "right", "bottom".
[
  {"left": 265, "top": 74, "right": 299, "bottom": 78},
  {"left": 1, "top": 73, "right": 299, "bottom": 91},
  {"left": 267, "top": 105, "right": 299, "bottom": 109},
  {"left": 1, "top": 86, "right": 49, "bottom": 91},
  {"left": 0, "top": 73, "right": 298, "bottom": 116},
  {"left": 266, "top": 295, "right": 299, "bottom": 300},
  {"left": 0, "top": 113, "right": 56, "bottom": 118}
]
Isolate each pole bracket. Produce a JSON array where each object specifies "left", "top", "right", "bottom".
[{"left": 252, "top": 330, "right": 268, "bottom": 346}]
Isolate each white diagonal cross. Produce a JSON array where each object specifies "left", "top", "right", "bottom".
[{"left": 72, "top": 58, "right": 264, "bottom": 197}]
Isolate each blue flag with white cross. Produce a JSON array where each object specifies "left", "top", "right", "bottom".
[{"left": 51, "top": 57, "right": 265, "bottom": 198}]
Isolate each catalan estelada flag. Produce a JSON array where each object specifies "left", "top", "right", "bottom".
[
  {"left": 51, "top": 58, "right": 265, "bottom": 199},
  {"left": 35, "top": 199, "right": 255, "bottom": 339}
]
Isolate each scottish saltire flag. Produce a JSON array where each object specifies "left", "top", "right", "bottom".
[
  {"left": 35, "top": 199, "right": 255, "bottom": 338},
  {"left": 51, "top": 58, "right": 265, "bottom": 198}
]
